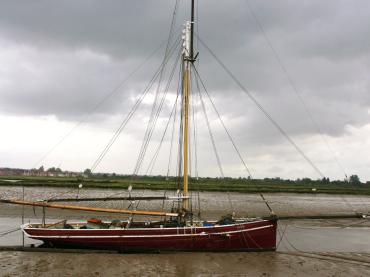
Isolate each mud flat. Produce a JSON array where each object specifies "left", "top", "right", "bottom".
[
  {"left": 1, "top": 251, "right": 370, "bottom": 277},
  {"left": 1, "top": 187, "right": 370, "bottom": 276}
]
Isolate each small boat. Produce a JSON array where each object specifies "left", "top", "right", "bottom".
[{"left": 3, "top": 0, "right": 278, "bottom": 252}]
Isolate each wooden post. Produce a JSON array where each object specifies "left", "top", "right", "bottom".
[
  {"left": 21, "top": 186, "right": 24, "bottom": 247},
  {"left": 42, "top": 207, "right": 46, "bottom": 227}
]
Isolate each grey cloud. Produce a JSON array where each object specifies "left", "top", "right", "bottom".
[
  {"left": 0, "top": 1, "right": 177, "bottom": 58},
  {"left": 0, "top": 0, "right": 369, "bottom": 140}
]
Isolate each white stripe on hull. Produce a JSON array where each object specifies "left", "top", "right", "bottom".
[{"left": 25, "top": 224, "right": 273, "bottom": 239}]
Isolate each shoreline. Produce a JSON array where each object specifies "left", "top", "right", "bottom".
[{"left": 1, "top": 181, "right": 370, "bottom": 196}]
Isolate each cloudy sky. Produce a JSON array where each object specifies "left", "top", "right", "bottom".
[{"left": 0, "top": 0, "right": 369, "bottom": 181}]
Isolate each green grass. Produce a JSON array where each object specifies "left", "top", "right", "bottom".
[{"left": 1, "top": 175, "right": 370, "bottom": 195}]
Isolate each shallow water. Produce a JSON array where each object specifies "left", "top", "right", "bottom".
[
  {"left": 278, "top": 222, "right": 370, "bottom": 252},
  {"left": 1, "top": 185, "right": 369, "bottom": 218},
  {"left": 1, "top": 186, "right": 370, "bottom": 252}
]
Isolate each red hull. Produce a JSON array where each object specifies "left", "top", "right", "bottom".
[{"left": 22, "top": 218, "right": 277, "bottom": 252}]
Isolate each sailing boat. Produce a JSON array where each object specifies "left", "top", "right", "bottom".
[{"left": 2, "top": 1, "right": 278, "bottom": 251}]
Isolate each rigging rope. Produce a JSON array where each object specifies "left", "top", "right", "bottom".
[
  {"left": 244, "top": 0, "right": 348, "bottom": 180},
  {"left": 244, "top": 1, "right": 365, "bottom": 212},
  {"left": 196, "top": 75, "right": 224, "bottom": 178},
  {"left": 192, "top": 64, "right": 252, "bottom": 178},
  {"left": 133, "top": 48, "right": 182, "bottom": 176},
  {"left": 190, "top": 69, "right": 201, "bottom": 217},
  {"left": 191, "top": 74, "right": 199, "bottom": 180},
  {"left": 198, "top": 37, "right": 325, "bottom": 179},
  {"left": 146, "top": 90, "right": 181, "bottom": 176},
  {"left": 167, "top": 63, "right": 183, "bottom": 178},
  {"left": 132, "top": 0, "right": 180, "bottom": 177},
  {"left": 176, "top": 63, "right": 185, "bottom": 191},
  {"left": 125, "top": 0, "right": 181, "bottom": 214},
  {"left": 0, "top": 227, "right": 21, "bottom": 237},
  {"left": 133, "top": 53, "right": 182, "bottom": 215},
  {"left": 90, "top": 38, "right": 181, "bottom": 172},
  {"left": 32, "top": 39, "right": 170, "bottom": 169},
  {"left": 193, "top": 64, "right": 278, "bottom": 212},
  {"left": 193, "top": 66, "right": 235, "bottom": 213}
]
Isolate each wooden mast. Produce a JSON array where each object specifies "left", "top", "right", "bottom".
[
  {"left": 182, "top": 0, "right": 195, "bottom": 213},
  {"left": 182, "top": 64, "right": 190, "bottom": 211}
]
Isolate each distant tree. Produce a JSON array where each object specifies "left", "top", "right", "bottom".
[
  {"left": 47, "top": 167, "right": 56, "bottom": 172},
  {"left": 349, "top": 174, "right": 361, "bottom": 184},
  {"left": 55, "top": 168, "right": 62, "bottom": 173},
  {"left": 38, "top": 166, "right": 44, "bottom": 172},
  {"left": 322, "top": 177, "right": 330, "bottom": 184},
  {"left": 84, "top": 168, "right": 92, "bottom": 177}
]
